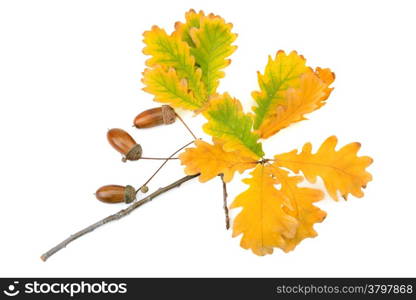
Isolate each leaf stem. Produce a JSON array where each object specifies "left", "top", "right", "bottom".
[{"left": 40, "top": 174, "right": 199, "bottom": 262}]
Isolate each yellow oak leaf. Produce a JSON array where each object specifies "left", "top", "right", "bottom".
[
  {"left": 142, "top": 66, "right": 203, "bottom": 110},
  {"left": 142, "top": 25, "right": 206, "bottom": 106},
  {"left": 258, "top": 72, "right": 331, "bottom": 138},
  {"left": 274, "top": 136, "right": 373, "bottom": 200},
  {"left": 231, "top": 164, "right": 298, "bottom": 256},
  {"left": 179, "top": 139, "right": 257, "bottom": 183},
  {"left": 252, "top": 50, "right": 309, "bottom": 130},
  {"left": 174, "top": 9, "right": 205, "bottom": 47},
  {"left": 174, "top": 10, "right": 237, "bottom": 96},
  {"left": 202, "top": 93, "right": 264, "bottom": 159},
  {"left": 269, "top": 166, "right": 326, "bottom": 252},
  {"left": 143, "top": 25, "right": 194, "bottom": 74}
]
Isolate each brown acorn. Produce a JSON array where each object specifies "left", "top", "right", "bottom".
[
  {"left": 133, "top": 105, "right": 176, "bottom": 129},
  {"left": 95, "top": 185, "right": 136, "bottom": 204},
  {"left": 107, "top": 128, "right": 142, "bottom": 162}
]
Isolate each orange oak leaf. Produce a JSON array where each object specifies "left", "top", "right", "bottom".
[
  {"left": 315, "top": 67, "right": 335, "bottom": 101},
  {"left": 270, "top": 166, "right": 326, "bottom": 251},
  {"left": 231, "top": 164, "right": 298, "bottom": 256},
  {"left": 179, "top": 139, "right": 257, "bottom": 183},
  {"left": 274, "top": 136, "right": 373, "bottom": 200},
  {"left": 252, "top": 50, "right": 308, "bottom": 131},
  {"left": 258, "top": 72, "right": 332, "bottom": 138}
]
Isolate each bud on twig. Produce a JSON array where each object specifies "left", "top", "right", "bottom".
[
  {"left": 140, "top": 185, "right": 149, "bottom": 193},
  {"left": 133, "top": 105, "right": 176, "bottom": 128},
  {"left": 107, "top": 128, "right": 142, "bottom": 162}
]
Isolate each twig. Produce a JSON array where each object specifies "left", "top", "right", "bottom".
[
  {"left": 175, "top": 112, "right": 198, "bottom": 140},
  {"left": 220, "top": 174, "right": 230, "bottom": 230},
  {"left": 140, "top": 157, "right": 179, "bottom": 160},
  {"left": 41, "top": 174, "right": 199, "bottom": 262},
  {"left": 137, "top": 140, "right": 194, "bottom": 193}
]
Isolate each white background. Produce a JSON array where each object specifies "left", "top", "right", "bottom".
[{"left": 0, "top": 0, "right": 415, "bottom": 277}]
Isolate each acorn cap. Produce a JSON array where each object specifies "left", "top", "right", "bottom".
[
  {"left": 122, "top": 144, "right": 142, "bottom": 162},
  {"left": 161, "top": 105, "right": 176, "bottom": 125},
  {"left": 124, "top": 185, "right": 136, "bottom": 204}
]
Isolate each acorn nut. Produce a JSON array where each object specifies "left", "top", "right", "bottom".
[
  {"left": 133, "top": 105, "right": 176, "bottom": 129},
  {"left": 95, "top": 185, "right": 136, "bottom": 204},
  {"left": 107, "top": 128, "right": 142, "bottom": 162}
]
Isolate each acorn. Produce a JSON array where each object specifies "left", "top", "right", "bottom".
[
  {"left": 133, "top": 105, "right": 176, "bottom": 129},
  {"left": 107, "top": 128, "right": 142, "bottom": 162},
  {"left": 95, "top": 185, "right": 136, "bottom": 204}
]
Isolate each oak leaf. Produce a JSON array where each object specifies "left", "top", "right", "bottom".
[
  {"left": 315, "top": 67, "right": 335, "bottom": 100},
  {"left": 174, "top": 9, "right": 205, "bottom": 47},
  {"left": 270, "top": 166, "right": 326, "bottom": 252},
  {"left": 252, "top": 50, "right": 309, "bottom": 130},
  {"left": 231, "top": 164, "right": 298, "bottom": 256},
  {"left": 142, "top": 66, "right": 203, "bottom": 110},
  {"left": 179, "top": 139, "right": 257, "bottom": 182},
  {"left": 274, "top": 136, "right": 373, "bottom": 200},
  {"left": 258, "top": 71, "right": 332, "bottom": 138},
  {"left": 174, "top": 10, "right": 237, "bottom": 95},
  {"left": 202, "top": 93, "right": 264, "bottom": 159},
  {"left": 142, "top": 25, "right": 206, "bottom": 108},
  {"left": 189, "top": 14, "right": 237, "bottom": 95}
]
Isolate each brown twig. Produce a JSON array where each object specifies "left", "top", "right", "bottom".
[
  {"left": 175, "top": 112, "right": 198, "bottom": 140},
  {"left": 137, "top": 140, "right": 194, "bottom": 193},
  {"left": 220, "top": 174, "right": 230, "bottom": 230},
  {"left": 41, "top": 174, "right": 199, "bottom": 262}
]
